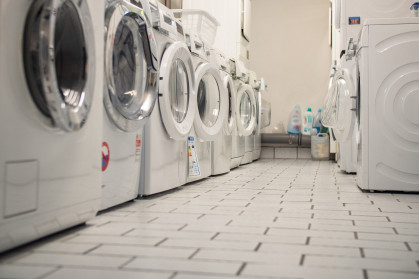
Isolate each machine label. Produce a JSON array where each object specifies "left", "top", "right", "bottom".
[
  {"left": 135, "top": 134, "right": 142, "bottom": 162},
  {"left": 102, "top": 141, "right": 110, "bottom": 172},
  {"left": 188, "top": 136, "right": 200, "bottom": 177},
  {"left": 349, "top": 17, "right": 361, "bottom": 25}
]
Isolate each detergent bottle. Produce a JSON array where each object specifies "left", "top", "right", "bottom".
[
  {"left": 312, "top": 109, "right": 323, "bottom": 135},
  {"left": 287, "top": 105, "right": 302, "bottom": 134},
  {"left": 302, "top": 108, "right": 313, "bottom": 135}
]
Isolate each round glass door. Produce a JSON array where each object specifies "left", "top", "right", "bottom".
[
  {"left": 193, "top": 64, "right": 228, "bottom": 141},
  {"left": 24, "top": 0, "right": 95, "bottom": 132},
  {"left": 169, "top": 59, "right": 189, "bottom": 123},
  {"left": 159, "top": 41, "right": 196, "bottom": 140},
  {"left": 236, "top": 83, "right": 256, "bottom": 137},
  {"left": 224, "top": 75, "right": 236, "bottom": 135},
  {"left": 334, "top": 68, "right": 356, "bottom": 143},
  {"left": 197, "top": 74, "right": 220, "bottom": 127},
  {"left": 104, "top": 1, "right": 158, "bottom": 132}
]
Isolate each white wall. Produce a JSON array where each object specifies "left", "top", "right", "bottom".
[{"left": 250, "top": 0, "right": 332, "bottom": 133}]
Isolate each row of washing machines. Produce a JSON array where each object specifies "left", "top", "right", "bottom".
[
  {"left": 322, "top": 0, "right": 419, "bottom": 192},
  {"left": 0, "top": 0, "right": 271, "bottom": 252}
]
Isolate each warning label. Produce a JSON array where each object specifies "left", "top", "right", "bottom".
[
  {"left": 135, "top": 134, "right": 142, "bottom": 162},
  {"left": 188, "top": 136, "right": 200, "bottom": 177},
  {"left": 102, "top": 141, "right": 110, "bottom": 172}
]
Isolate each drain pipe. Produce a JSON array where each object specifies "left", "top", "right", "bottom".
[{"left": 261, "top": 133, "right": 311, "bottom": 148}]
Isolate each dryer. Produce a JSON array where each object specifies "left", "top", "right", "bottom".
[
  {"left": 207, "top": 48, "right": 237, "bottom": 176},
  {"left": 184, "top": 31, "right": 228, "bottom": 183},
  {"left": 101, "top": 0, "right": 159, "bottom": 210},
  {"left": 0, "top": 0, "right": 103, "bottom": 252},
  {"left": 139, "top": 0, "right": 196, "bottom": 196},
  {"left": 356, "top": 17, "right": 419, "bottom": 192}
]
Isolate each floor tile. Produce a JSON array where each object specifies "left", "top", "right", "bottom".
[
  {"left": 0, "top": 265, "right": 56, "bottom": 279},
  {"left": 123, "top": 258, "right": 242, "bottom": 275},
  {"left": 42, "top": 267, "right": 172, "bottom": 279}
]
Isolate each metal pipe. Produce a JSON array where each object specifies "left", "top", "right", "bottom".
[{"left": 261, "top": 133, "right": 311, "bottom": 147}]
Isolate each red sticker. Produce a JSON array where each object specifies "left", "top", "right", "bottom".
[
  {"left": 102, "top": 142, "right": 110, "bottom": 172},
  {"left": 136, "top": 139, "right": 141, "bottom": 147}
]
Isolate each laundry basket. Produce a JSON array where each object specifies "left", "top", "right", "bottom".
[
  {"left": 311, "top": 133, "right": 330, "bottom": 160},
  {"left": 172, "top": 9, "right": 219, "bottom": 46}
]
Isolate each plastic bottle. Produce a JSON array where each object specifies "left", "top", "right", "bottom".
[
  {"left": 287, "top": 105, "right": 302, "bottom": 135},
  {"left": 312, "top": 109, "right": 323, "bottom": 135},
  {"left": 302, "top": 108, "right": 314, "bottom": 135}
]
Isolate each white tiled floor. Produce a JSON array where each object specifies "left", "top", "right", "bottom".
[{"left": 1, "top": 159, "right": 419, "bottom": 279}]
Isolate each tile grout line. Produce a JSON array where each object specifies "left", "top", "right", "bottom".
[
  {"left": 188, "top": 248, "right": 200, "bottom": 260},
  {"left": 236, "top": 262, "right": 247, "bottom": 276}
]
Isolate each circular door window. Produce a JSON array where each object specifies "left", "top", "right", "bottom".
[
  {"left": 169, "top": 58, "right": 190, "bottom": 123},
  {"left": 197, "top": 73, "right": 220, "bottom": 127},
  {"left": 104, "top": 2, "right": 158, "bottom": 132},
  {"left": 24, "top": 0, "right": 95, "bottom": 132},
  {"left": 240, "top": 92, "right": 252, "bottom": 128},
  {"left": 224, "top": 75, "right": 236, "bottom": 134}
]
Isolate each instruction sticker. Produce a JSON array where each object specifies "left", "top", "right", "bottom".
[
  {"left": 349, "top": 17, "right": 361, "bottom": 25},
  {"left": 188, "top": 136, "right": 200, "bottom": 177},
  {"left": 135, "top": 134, "right": 142, "bottom": 162}
]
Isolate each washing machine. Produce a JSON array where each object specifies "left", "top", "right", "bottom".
[
  {"left": 184, "top": 31, "right": 228, "bottom": 183},
  {"left": 207, "top": 48, "right": 237, "bottom": 175},
  {"left": 229, "top": 59, "right": 249, "bottom": 169},
  {"left": 323, "top": 39, "right": 358, "bottom": 174},
  {"left": 101, "top": 0, "right": 159, "bottom": 210},
  {"left": 260, "top": 91, "right": 272, "bottom": 134},
  {"left": 335, "top": 0, "right": 414, "bottom": 61},
  {"left": 248, "top": 72, "right": 262, "bottom": 161},
  {"left": 239, "top": 69, "right": 257, "bottom": 165},
  {"left": 356, "top": 17, "right": 419, "bottom": 192},
  {"left": 0, "top": 0, "right": 103, "bottom": 252},
  {"left": 139, "top": 0, "right": 196, "bottom": 196},
  {"left": 253, "top": 78, "right": 271, "bottom": 160}
]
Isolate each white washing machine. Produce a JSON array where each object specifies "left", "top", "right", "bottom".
[
  {"left": 0, "top": 0, "right": 103, "bottom": 252},
  {"left": 207, "top": 48, "right": 237, "bottom": 175},
  {"left": 356, "top": 17, "right": 419, "bottom": 192},
  {"left": 324, "top": 40, "right": 358, "bottom": 174},
  {"left": 248, "top": 71, "right": 262, "bottom": 161},
  {"left": 253, "top": 78, "right": 271, "bottom": 160},
  {"left": 335, "top": 0, "right": 414, "bottom": 61},
  {"left": 184, "top": 31, "right": 228, "bottom": 183},
  {"left": 139, "top": 1, "right": 196, "bottom": 196},
  {"left": 239, "top": 69, "right": 257, "bottom": 165},
  {"left": 101, "top": 0, "right": 159, "bottom": 210},
  {"left": 229, "top": 59, "right": 248, "bottom": 169}
]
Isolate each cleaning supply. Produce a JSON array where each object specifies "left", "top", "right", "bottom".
[
  {"left": 287, "top": 105, "right": 302, "bottom": 134},
  {"left": 311, "top": 133, "right": 330, "bottom": 160},
  {"left": 302, "top": 108, "right": 313, "bottom": 135},
  {"left": 312, "top": 109, "right": 323, "bottom": 135},
  {"left": 411, "top": 2, "right": 419, "bottom": 17}
]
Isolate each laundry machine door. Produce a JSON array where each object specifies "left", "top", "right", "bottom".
[
  {"left": 224, "top": 75, "right": 236, "bottom": 136},
  {"left": 159, "top": 41, "right": 196, "bottom": 140},
  {"left": 333, "top": 68, "right": 357, "bottom": 143},
  {"left": 193, "top": 63, "right": 228, "bottom": 141},
  {"left": 24, "top": 0, "right": 95, "bottom": 132},
  {"left": 236, "top": 84, "right": 257, "bottom": 137},
  {"left": 104, "top": 1, "right": 158, "bottom": 132}
]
